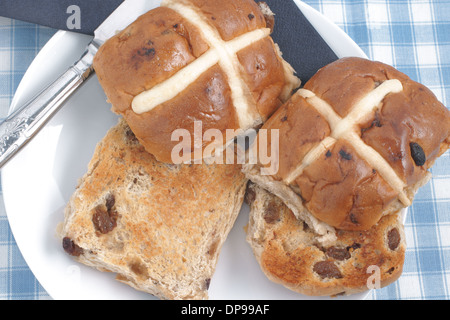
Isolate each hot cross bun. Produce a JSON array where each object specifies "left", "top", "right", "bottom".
[
  {"left": 93, "top": 0, "right": 300, "bottom": 163},
  {"left": 244, "top": 57, "right": 450, "bottom": 241}
]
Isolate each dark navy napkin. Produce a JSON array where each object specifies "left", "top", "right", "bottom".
[
  {"left": 0, "top": 0, "right": 338, "bottom": 83},
  {"left": 0, "top": 0, "right": 123, "bottom": 36},
  {"left": 264, "top": 0, "right": 338, "bottom": 83}
]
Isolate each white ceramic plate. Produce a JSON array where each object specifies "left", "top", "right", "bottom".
[{"left": 2, "top": 1, "right": 372, "bottom": 300}]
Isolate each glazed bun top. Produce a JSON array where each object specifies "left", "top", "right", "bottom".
[
  {"left": 257, "top": 57, "right": 450, "bottom": 231},
  {"left": 94, "top": 0, "right": 300, "bottom": 163}
]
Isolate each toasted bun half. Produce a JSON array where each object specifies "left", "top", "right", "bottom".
[
  {"left": 60, "top": 119, "right": 248, "bottom": 300},
  {"left": 246, "top": 183, "right": 406, "bottom": 297}
]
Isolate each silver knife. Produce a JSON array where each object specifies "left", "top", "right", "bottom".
[{"left": 0, "top": 0, "right": 156, "bottom": 168}]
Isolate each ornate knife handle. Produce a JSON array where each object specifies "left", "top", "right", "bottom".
[{"left": 0, "top": 41, "right": 99, "bottom": 168}]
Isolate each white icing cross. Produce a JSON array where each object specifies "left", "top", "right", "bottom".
[
  {"left": 132, "top": 0, "right": 273, "bottom": 129},
  {"left": 283, "top": 79, "right": 412, "bottom": 206}
]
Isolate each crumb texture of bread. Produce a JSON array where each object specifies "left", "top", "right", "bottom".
[
  {"left": 246, "top": 184, "right": 406, "bottom": 297},
  {"left": 61, "top": 119, "right": 248, "bottom": 300}
]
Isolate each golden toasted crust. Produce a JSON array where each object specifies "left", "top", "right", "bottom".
[
  {"left": 94, "top": 0, "right": 300, "bottom": 163},
  {"left": 248, "top": 57, "right": 450, "bottom": 232},
  {"left": 61, "top": 119, "right": 248, "bottom": 300},
  {"left": 246, "top": 184, "right": 405, "bottom": 297}
]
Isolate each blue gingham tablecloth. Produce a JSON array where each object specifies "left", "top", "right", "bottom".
[{"left": 0, "top": 0, "right": 449, "bottom": 300}]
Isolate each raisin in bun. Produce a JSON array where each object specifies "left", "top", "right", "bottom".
[
  {"left": 246, "top": 183, "right": 406, "bottom": 297},
  {"left": 93, "top": 0, "right": 300, "bottom": 163},
  {"left": 244, "top": 57, "right": 450, "bottom": 243}
]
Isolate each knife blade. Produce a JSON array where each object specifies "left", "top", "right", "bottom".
[{"left": 0, "top": 0, "right": 155, "bottom": 168}]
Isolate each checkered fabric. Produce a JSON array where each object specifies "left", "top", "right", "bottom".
[
  {"left": 0, "top": 17, "right": 54, "bottom": 300},
  {"left": 305, "top": 0, "right": 450, "bottom": 300},
  {"left": 0, "top": 0, "right": 449, "bottom": 300}
]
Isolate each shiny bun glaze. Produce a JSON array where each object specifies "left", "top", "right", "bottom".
[
  {"left": 94, "top": 0, "right": 300, "bottom": 163},
  {"left": 253, "top": 57, "right": 450, "bottom": 231}
]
